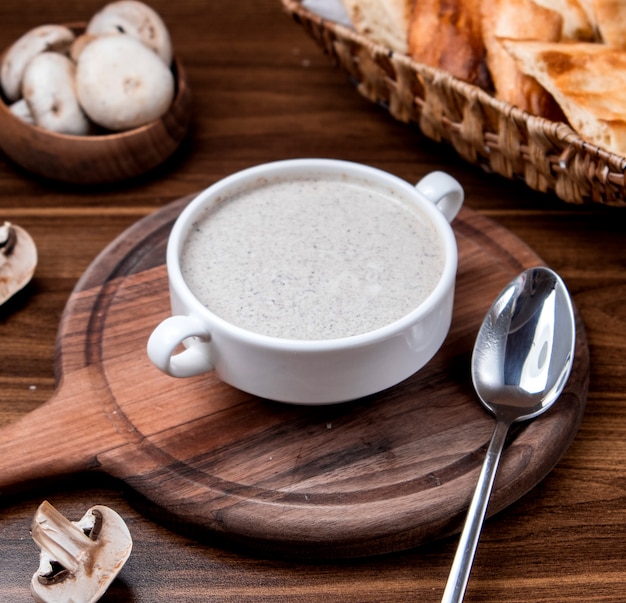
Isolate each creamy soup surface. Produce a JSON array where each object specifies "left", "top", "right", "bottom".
[{"left": 181, "top": 177, "right": 444, "bottom": 340}]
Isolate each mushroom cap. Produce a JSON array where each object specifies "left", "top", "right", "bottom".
[
  {"left": 22, "top": 52, "right": 90, "bottom": 135},
  {"left": 69, "top": 33, "right": 100, "bottom": 63},
  {"left": 86, "top": 0, "right": 173, "bottom": 65},
  {"left": 0, "top": 24, "right": 75, "bottom": 102},
  {"left": 75, "top": 34, "right": 174, "bottom": 131}
]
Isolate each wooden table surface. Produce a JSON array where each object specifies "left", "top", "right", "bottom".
[{"left": 1, "top": 1, "right": 625, "bottom": 601}]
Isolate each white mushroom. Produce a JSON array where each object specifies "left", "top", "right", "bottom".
[
  {"left": 69, "top": 33, "right": 100, "bottom": 63},
  {"left": 9, "top": 98, "right": 35, "bottom": 124},
  {"left": 0, "top": 221, "right": 37, "bottom": 305},
  {"left": 76, "top": 34, "right": 174, "bottom": 131},
  {"left": 0, "top": 24, "right": 75, "bottom": 102},
  {"left": 22, "top": 52, "right": 90, "bottom": 135},
  {"left": 86, "top": 0, "right": 173, "bottom": 65},
  {"left": 30, "top": 501, "right": 132, "bottom": 603}
]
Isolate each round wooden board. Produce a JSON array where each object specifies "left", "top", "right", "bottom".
[{"left": 0, "top": 198, "right": 589, "bottom": 559}]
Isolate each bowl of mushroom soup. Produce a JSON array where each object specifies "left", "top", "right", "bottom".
[{"left": 0, "top": 2, "right": 191, "bottom": 184}]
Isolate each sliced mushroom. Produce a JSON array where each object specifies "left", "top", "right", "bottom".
[
  {"left": 0, "top": 24, "right": 75, "bottom": 102},
  {"left": 0, "top": 221, "right": 37, "bottom": 305},
  {"left": 22, "top": 52, "right": 90, "bottom": 135},
  {"left": 30, "top": 501, "right": 132, "bottom": 603},
  {"left": 86, "top": 0, "right": 173, "bottom": 65},
  {"left": 76, "top": 34, "right": 174, "bottom": 131}
]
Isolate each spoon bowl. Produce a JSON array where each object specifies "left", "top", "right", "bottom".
[
  {"left": 442, "top": 266, "right": 576, "bottom": 603},
  {"left": 472, "top": 266, "right": 576, "bottom": 419}
]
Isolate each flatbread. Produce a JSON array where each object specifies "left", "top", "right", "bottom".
[
  {"left": 593, "top": 0, "right": 626, "bottom": 47},
  {"left": 532, "top": 0, "right": 596, "bottom": 40},
  {"left": 482, "top": 0, "right": 563, "bottom": 116},
  {"left": 408, "top": 0, "right": 491, "bottom": 88},
  {"left": 502, "top": 39, "right": 626, "bottom": 155},
  {"left": 340, "top": 0, "right": 413, "bottom": 53}
]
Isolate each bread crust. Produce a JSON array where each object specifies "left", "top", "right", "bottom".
[
  {"left": 341, "top": 0, "right": 413, "bottom": 53},
  {"left": 532, "top": 0, "right": 596, "bottom": 40},
  {"left": 408, "top": 0, "right": 491, "bottom": 88},
  {"left": 502, "top": 39, "right": 626, "bottom": 155},
  {"left": 482, "top": 0, "right": 564, "bottom": 117},
  {"left": 593, "top": 0, "right": 626, "bottom": 47}
]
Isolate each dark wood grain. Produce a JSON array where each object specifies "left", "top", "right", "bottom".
[{"left": 0, "top": 0, "right": 625, "bottom": 600}]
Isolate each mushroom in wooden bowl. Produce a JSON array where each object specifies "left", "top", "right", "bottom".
[{"left": 0, "top": 1, "right": 191, "bottom": 185}]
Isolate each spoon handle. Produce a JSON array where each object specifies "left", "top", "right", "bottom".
[{"left": 441, "top": 417, "right": 511, "bottom": 603}]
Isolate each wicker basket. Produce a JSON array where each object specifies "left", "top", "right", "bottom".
[{"left": 281, "top": 0, "right": 626, "bottom": 207}]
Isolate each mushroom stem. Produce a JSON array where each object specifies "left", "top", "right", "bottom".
[
  {"left": 31, "top": 501, "right": 98, "bottom": 577},
  {"left": 30, "top": 501, "right": 132, "bottom": 603},
  {"left": 0, "top": 222, "right": 17, "bottom": 256}
]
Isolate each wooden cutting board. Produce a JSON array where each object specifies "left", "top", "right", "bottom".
[{"left": 0, "top": 198, "right": 589, "bottom": 559}]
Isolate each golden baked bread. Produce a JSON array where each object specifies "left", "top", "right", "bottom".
[
  {"left": 481, "top": 0, "right": 563, "bottom": 117},
  {"left": 338, "top": 0, "right": 626, "bottom": 155},
  {"left": 340, "top": 0, "right": 413, "bottom": 53},
  {"left": 531, "top": 0, "right": 596, "bottom": 39},
  {"left": 407, "top": 0, "right": 491, "bottom": 88},
  {"left": 502, "top": 39, "right": 626, "bottom": 155},
  {"left": 576, "top": 0, "right": 597, "bottom": 27},
  {"left": 592, "top": 0, "right": 626, "bottom": 46}
]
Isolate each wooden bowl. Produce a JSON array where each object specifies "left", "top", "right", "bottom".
[{"left": 0, "top": 38, "right": 191, "bottom": 185}]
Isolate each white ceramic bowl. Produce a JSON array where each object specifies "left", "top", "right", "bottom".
[{"left": 147, "top": 159, "right": 464, "bottom": 404}]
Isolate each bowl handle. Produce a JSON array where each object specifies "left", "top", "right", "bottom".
[
  {"left": 415, "top": 171, "right": 464, "bottom": 222},
  {"left": 147, "top": 315, "right": 213, "bottom": 377}
]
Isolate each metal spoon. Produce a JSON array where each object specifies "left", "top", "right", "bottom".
[{"left": 441, "top": 266, "right": 576, "bottom": 603}]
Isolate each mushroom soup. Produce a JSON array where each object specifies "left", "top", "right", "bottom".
[{"left": 181, "top": 177, "right": 445, "bottom": 340}]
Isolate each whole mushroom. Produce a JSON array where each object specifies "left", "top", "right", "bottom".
[
  {"left": 86, "top": 0, "right": 173, "bottom": 65},
  {"left": 0, "top": 24, "right": 75, "bottom": 102},
  {"left": 22, "top": 52, "right": 90, "bottom": 135},
  {"left": 75, "top": 34, "right": 174, "bottom": 131},
  {"left": 9, "top": 98, "right": 35, "bottom": 124}
]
